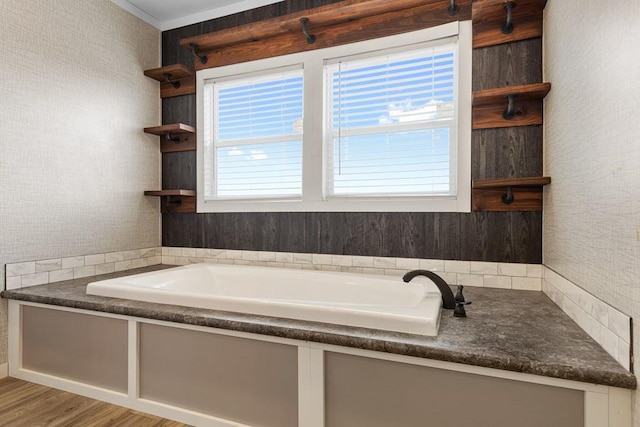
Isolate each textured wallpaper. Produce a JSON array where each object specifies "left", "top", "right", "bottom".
[
  {"left": 0, "top": 0, "right": 160, "bottom": 364},
  {"left": 543, "top": 0, "right": 640, "bottom": 420}
]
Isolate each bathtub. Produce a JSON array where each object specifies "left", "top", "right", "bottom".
[{"left": 86, "top": 264, "right": 443, "bottom": 336}]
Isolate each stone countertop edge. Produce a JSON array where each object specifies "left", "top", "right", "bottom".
[{"left": 1, "top": 265, "right": 636, "bottom": 390}]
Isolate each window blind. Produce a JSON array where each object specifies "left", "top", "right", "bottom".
[
  {"left": 325, "top": 42, "right": 457, "bottom": 197},
  {"left": 211, "top": 68, "right": 304, "bottom": 199}
]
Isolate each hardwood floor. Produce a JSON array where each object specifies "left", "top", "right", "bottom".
[{"left": 0, "top": 377, "right": 190, "bottom": 426}]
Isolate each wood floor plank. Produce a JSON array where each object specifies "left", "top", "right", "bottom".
[
  {"left": 2, "top": 389, "right": 74, "bottom": 426},
  {"left": 60, "top": 402, "right": 132, "bottom": 427},
  {"left": 107, "top": 411, "right": 170, "bottom": 427},
  {"left": 0, "top": 381, "right": 37, "bottom": 408},
  {"left": 0, "top": 377, "right": 191, "bottom": 427},
  {"left": 0, "top": 377, "right": 22, "bottom": 393},
  {"left": 0, "top": 387, "right": 60, "bottom": 417},
  {"left": 9, "top": 392, "right": 94, "bottom": 427}
]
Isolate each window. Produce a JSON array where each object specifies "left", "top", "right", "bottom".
[
  {"left": 325, "top": 45, "right": 457, "bottom": 198},
  {"left": 197, "top": 21, "right": 471, "bottom": 212},
  {"left": 204, "top": 67, "right": 304, "bottom": 200}
]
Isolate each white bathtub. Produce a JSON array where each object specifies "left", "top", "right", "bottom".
[{"left": 86, "top": 264, "right": 443, "bottom": 336}]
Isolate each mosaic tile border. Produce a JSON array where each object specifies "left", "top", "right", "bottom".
[
  {"left": 543, "top": 267, "right": 633, "bottom": 371},
  {"left": 4, "top": 247, "right": 162, "bottom": 291},
  {"left": 160, "top": 247, "right": 543, "bottom": 291}
]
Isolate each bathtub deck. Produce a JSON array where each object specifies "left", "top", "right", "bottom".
[
  {"left": 0, "top": 377, "right": 189, "bottom": 427},
  {"left": 1, "top": 265, "right": 636, "bottom": 390}
]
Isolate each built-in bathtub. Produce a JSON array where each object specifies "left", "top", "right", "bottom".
[{"left": 86, "top": 263, "right": 443, "bottom": 335}]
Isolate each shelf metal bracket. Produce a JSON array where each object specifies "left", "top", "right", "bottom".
[
  {"left": 163, "top": 73, "right": 180, "bottom": 89},
  {"left": 300, "top": 18, "right": 316, "bottom": 44},
  {"left": 447, "top": 0, "right": 459, "bottom": 16},
  {"left": 189, "top": 43, "right": 208, "bottom": 65},
  {"left": 502, "top": 186, "right": 515, "bottom": 205},
  {"left": 503, "top": 94, "right": 517, "bottom": 120},
  {"left": 165, "top": 132, "right": 181, "bottom": 144},
  {"left": 167, "top": 196, "right": 183, "bottom": 206},
  {"left": 502, "top": 1, "right": 517, "bottom": 34}
]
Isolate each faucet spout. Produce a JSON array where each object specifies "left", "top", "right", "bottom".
[{"left": 402, "top": 270, "right": 456, "bottom": 309}]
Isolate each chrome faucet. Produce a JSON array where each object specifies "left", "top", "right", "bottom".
[{"left": 402, "top": 269, "right": 457, "bottom": 309}]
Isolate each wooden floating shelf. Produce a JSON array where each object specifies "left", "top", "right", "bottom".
[
  {"left": 472, "top": 176, "right": 551, "bottom": 212},
  {"left": 180, "top": 0, "right": 469, "bottom": 51},
  {"left": 472, "top": 82, "right": 550, "bottom": 129},
  {"left": 144, "top": 190, "right": 196, "bottom": 197},
  {"left": 472, "top": 83, "right": 550, "bottom": 106},
  {"left": 473, "top": 176, "right": 551, "bottom": 189},
  {"left": 143, "top": 123, "right": 196, "bottom": 153},
  {"left": 144, "top": 190, "right": 196, "bottom": 214},
  {"left": 179, "top": 0, "right": 471, "bottom": 70},
  {"left": 472, "top": 0, "right": 547, "bottom": 48},
  {"left": 143, "top": 64, "right": 195, "bottom": 98}
]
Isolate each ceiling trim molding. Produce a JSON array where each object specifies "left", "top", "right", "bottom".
[
  {"left": 111, "top": 0, "right": 285, "bottom": 31},
  {"left": 161, "top": 0, "right": 285, "bottom": 31},
  {"left": 110, "top": 0, "right": 162, "bottom": 29}
]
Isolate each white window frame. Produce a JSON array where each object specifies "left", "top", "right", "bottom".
[{"left": 197, "top": 21, "right": 472, "bottom": 213}]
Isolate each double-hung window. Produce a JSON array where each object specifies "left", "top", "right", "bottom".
[
  {"left": 203, "top": 66, "right": 304, "bottom": 200},
  {"left": 325, "top": 45, "right": 457, "bottom": 198},
  {"left": 197, "top": 21, "right": 471, "bottom": 212}
]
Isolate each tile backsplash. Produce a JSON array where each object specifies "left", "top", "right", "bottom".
[
  {"left": 543, "top": 267, "right": 632, "bottom": 371},
  {"left": 160, "top": 247, "right": 543, "bottom": 292},
  {"left": 4, "top": 247, "right": 162, "bottom": 290},
  {"left": 5, "top": 246, "right": 543, "bottom": 292}
]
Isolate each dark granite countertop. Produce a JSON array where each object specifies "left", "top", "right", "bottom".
[{"left": 2, "top": 265, "right": 635, "bottom": 389}]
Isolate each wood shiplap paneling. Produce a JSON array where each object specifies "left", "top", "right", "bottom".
[
  {"left": 472, "top": 38, "right": 542, "bottom": 90},
  {"left": 160, "top": 0, "right": 544, "bottom": 264},
  {"left": 162, "top": 213, "right": 204, "bottom": 248},
  {"left": 459, "top": 212, "right": 542, "bottom": 262},
  {"left": 472, "top": 126, "right": 543, "bottom": 180},
  {"left": 162, "top": 152, "right": 196, "bottom": 190}
]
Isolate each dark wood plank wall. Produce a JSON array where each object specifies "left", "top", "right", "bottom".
[{"left": 161, "top": 0, "right": 543, "bottom": 263}]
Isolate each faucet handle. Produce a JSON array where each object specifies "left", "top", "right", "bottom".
[
  {"left": 455, "top": 285, "right": 465, "bottom": 302},
  {"left": 454, "top": 301, "right": 472, "bottom": 317}
]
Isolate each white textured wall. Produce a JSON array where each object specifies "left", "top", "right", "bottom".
[
  {"left": 0, "top": 1, "right": 160, "bottom": 364},
  {"left": 543, "top": 0, "right": 640, "bottom": 422}
]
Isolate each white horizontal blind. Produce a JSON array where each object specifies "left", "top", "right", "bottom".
[
  {"left": 210, "top": 67, "right": 304, "bottom": 199},
  {"left": 325, "top": 41, "right": 457, "bottom": 197}
]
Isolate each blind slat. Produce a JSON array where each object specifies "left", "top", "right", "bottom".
[
  {"left": 220, "top": 95, "right": 303, "bottom": 111},
  {"left": 331, "top": 68, "right": 454, "bottom": 91}
]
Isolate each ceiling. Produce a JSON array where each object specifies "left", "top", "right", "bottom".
[{"left": 111, "top": 0, "right": 285, "bottom": 31}]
